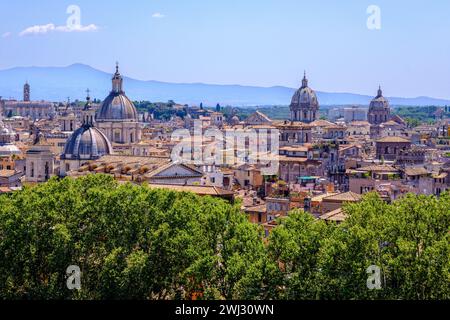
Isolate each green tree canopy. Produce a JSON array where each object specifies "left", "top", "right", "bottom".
[{"left": 0, "top": 176, "right": 448, "bottom": 300}]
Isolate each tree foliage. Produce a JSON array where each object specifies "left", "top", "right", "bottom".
[{"left": 0, "top": 175, "right": 448, "bottom": 300}]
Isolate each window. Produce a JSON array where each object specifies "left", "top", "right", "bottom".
[{"left": 114, "top": 131, "right": 121, "bottom": 142}]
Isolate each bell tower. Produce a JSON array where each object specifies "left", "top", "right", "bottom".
[{"left": 24, "top": 81, "right": 30, "bottom": 102}]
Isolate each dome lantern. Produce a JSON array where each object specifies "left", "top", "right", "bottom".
[
  {"left": 301, "top": 71, "right": 308, "bottom": 88},
  {"left": 82, "top": 89, "right": 95, "bottom": 127},
  {"left": 377, "top": 85, "right": 383, "bottom": 98},
  {"left": 112, "top": 62, "right": 124, "bottom": 94}
]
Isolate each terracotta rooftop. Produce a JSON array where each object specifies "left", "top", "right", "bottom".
[
  {"left": 376, "top": 136, "right": 411, "bottom": 143},
  {"left": 147, "top": 184, "right": 235, "bottom": 197},
  {"left": 309, "top": 119, "right": 335, "bottom": 127},
  {"left": 323, "top": 191, "right": 362, "bottom": 202},
  {"left": 404, "top": 167, "right": 429, "bottom": 176},
  {"left": 0, "top": 170, "right": 19, "bottom": 178},
  {"left": 319, "top": 208, "right": 347, "bottom": 222},
  {"left": 358, "top": 164, "right": 399, "bottom": 173},
  {"left": 0, "top": 186, "right": 13, "bottom": 193},
  {"left": 278, "top": 156, "right": 309, "bottom": 163}
]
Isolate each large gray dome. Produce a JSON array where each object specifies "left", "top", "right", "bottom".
[
  {"left": 290, "top": 86, "right": 319, "bottom": 107},
  {"left": 62, "top": 126, "right": 112, "bottom": 160},
  {"left": 97, "top": 93, "right": 138, "bottom": 122},
  {"left": 289, "top": 73, "right": 319, "bottom": 123},
  {"left": 96, "top": 64, "right": 139, "bottom": 122}
]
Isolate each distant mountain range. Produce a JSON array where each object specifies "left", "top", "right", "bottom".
[{"left": 0, "top": 63, "right": 449, "bottom": 107}]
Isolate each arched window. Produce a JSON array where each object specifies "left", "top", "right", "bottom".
[{"left": 114, "top": 131, "right": 121, "bottom": 142}]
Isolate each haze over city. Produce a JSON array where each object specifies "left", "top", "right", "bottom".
[{"left": 1, "top": 0, "right": 450, "bottom": 99}]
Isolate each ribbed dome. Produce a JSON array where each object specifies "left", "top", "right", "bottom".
[
  {"left": 96, "top": 63, "right": 138, "bottom": 122},
  {"left": 290, "top": 73, "right": 319, "bottom": 109},
  {"left": 289, "top": 72, "right": 319, "bottom": 123},
  {"left": 369, "top": 87, "right": 390, "bottom": 110},
  {"left": 62, "top": 126, "right": 112, "bottom": 160},
  {"left": 291, "top": 86, "right": 319, "bottom": 107},
  {"left": 97, "top": 93, "right": 138, "bottom": 122}
]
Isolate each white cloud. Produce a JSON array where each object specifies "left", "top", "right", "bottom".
[
  {"left": 152, "top": 13, "right": 166, "bottom": 19},
  {"left": 19, "top": 23, "right": 99, "bottom": 36},
  {"left": 2, "top": 32, "right": 12, "bottom": 38}
]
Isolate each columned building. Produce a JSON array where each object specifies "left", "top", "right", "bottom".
[
  {"left": 96, "top": 64, "right": 142, "bottom": 144},
  {"left": 368, "top": 86, "right": 391, "bottom": 125},
  {"left": 289, "top": 73, "right": 319, "bottom": 123}
]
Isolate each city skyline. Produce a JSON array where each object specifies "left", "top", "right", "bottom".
[{"left": 1, "top": 0, "right": 450, "bottom": 99}]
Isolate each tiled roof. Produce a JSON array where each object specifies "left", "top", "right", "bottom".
[
  {"left": 0, "top": 170, "right": 18, "bottom": 178},
  {"left": 309, "top": 119, "right": 335, "bottom": 127},
  {"left": 320, "top": 208, "right": 347, "bottom": 222},
  {"left": 404, "top": 167, "right": 429, "bottom": 176},
  {"left": 376, "top": 136, "right": 411, "bottom": 143},
  {"left": 148, "top": 184, "right": 235, "bottom": 197},
  {"left": 358, "top": 164, "right": 399, "bottom": 172},
  {"left": 323, "top": 191, "right": 362, "bottom": 202}
]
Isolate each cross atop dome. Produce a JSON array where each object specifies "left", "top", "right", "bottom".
[
  {"left": 377, "top": 85, "right": 383, "bottom": 98},
  {"left": 301, "top": 71, "right": 308, "bottom": 88},
  {"left": 112, "top": 62, "right": 124, "bottom": 93}
]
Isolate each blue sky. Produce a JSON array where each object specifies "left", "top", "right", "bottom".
[{"left": 1, "top": 0, "right": 450, "bottom": 99}]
